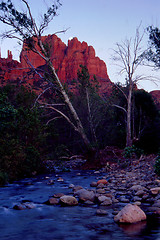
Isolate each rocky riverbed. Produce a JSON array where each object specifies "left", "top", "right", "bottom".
[
  {"left": 1, "top": 154, "right": 160, "bottom": 239},
  {"left": 14, "top": 154, "right": 160, "bottom": 216}
]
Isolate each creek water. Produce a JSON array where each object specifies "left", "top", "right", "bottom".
[{"left": 0, "top": 170, "right": 160, "bottom": 240}]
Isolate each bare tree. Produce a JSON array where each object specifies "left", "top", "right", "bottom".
[
  {"left": 0, "top": 0, "right": 93, "bottom": 151},
  {"left": 112, "top": 26, "right": 155, "bottom": 147}
]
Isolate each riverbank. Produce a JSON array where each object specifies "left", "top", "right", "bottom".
[{"left": 45, "top": 151, "right": 160, "bottom": 217}]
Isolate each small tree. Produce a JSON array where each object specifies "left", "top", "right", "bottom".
[
  {"left": 144, "top": 26, "right": 160, "bottom": 68},
  {"left": 112, "top": 26, "right": 154, "bottom": 146},
  {"left": 0, "top": 0, "right": 93, "bottom": 152}
]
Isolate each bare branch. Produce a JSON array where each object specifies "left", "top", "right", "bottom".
[
  {"left": 46, "top": 116, "right": 62, "bottom": 125},
  {"left": 40, "top": 104, "right": 78, "bottom": 132},
  {"left": 22, "top": 0, "right": 39, "bottom": 36},
  {"left": 114, "top": 84, "right": 128, "bottom": 100},
  {"left": 112, "top": 104, "right": 127, "bottom": 114}
]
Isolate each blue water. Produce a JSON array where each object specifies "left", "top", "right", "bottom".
[{"left": 0, "top": 170, "right": 160, "bottom": 240}]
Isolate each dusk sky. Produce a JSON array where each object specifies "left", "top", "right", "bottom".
[{"left": 0, "top": 0, "right": 160, "bottom": 91}]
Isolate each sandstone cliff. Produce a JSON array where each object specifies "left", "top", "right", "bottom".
[
  {"left": 20, "top": 34, "right": 113, "bottom": 95},
  {"left": 150, "top": 90, "right": 160, "bottom": 109}
]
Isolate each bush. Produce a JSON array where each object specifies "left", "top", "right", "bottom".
[
  {"left": 0, "top": 85, "right": 46, "bottom": 184},
  {"left": 155, "top": 152, "right": 160, "bottom": 176},
  {"left": 123, "top": 145, "right": 144, "bottom": 159},
  {"left": 0, "top": 172, "right": 8, "bottom": 186}
]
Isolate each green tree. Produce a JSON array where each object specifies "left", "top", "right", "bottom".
[
  {"left": 134, "top": 89, "right": 160, "bottom": 152},
  {"left": 0, "top": 85, "right": 45, "bottom": 183},
  {"left": 144, "top": 26, "right": 160, "bottom": 68},
  {"left": 72, "top": 65, "right": 113, "bottom": 149}
]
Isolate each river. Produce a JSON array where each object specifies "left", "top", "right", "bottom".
[{"left": 0, "top": 170, "right": 160, "bottom": 240}]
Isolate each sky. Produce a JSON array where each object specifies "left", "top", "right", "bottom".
[{"left": 0, "top": 0, "right": 160, "bottom": 92}]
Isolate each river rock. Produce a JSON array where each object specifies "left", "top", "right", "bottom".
[
  {"left": 130, "top": 185, "right": 146, "bottom": 192},
  {"left": 135, "top": 190, "right": 146, "bottom": 197},
  {"left": 59, "top": 195, "right": 78, "bottom": 206},
  {"left": 13, "top": 202, "right": 36, "bottom": 210},
  {"left": 101, "top": 199, "right": 112, "bottom": 206},
  {"left": 57, "top": 177, "right": 64, "bottom": 182},
  {"left": 97, "top": 179, "right": 108, "bottom": 185},
  {"left": 119, "top": 197, "right": 130, "bottom": 203},
  {"left": 97, "top": 183, "right": 104, "bottom": 188},
  {"left": 96, "top": 188, "right": 106, "bottom": 194},
  {"left": 74, "top": 189, "right": 95, "bottom": 202},
  {"left": 98, "top": 196, "right": 112, "bottom": 205},
  {"left": 47, "top": 197, "right": 59, "bottom": 205},
  {"left": 47, "top": 179, "right": 54, "bottom": 185},
  {"left": 152, "top": 199, "right": 160, "bottom": 207},
  {"left": 150, "top": 187, "right": 160, "bottom": 195},
  {"left": 53, "top": 193, "right": 65, "bottom": 198},
  {"left": 90, "top": 181, "right": 98, "bottom": 187},
  {"left": 96, "top": 209, "right": 108, "bottom": 215},
  {"left": 134, "top": 201, "right": 141, "bottom": 206},
  {"left": 73, "top": 185, "right": 83, "bottom": 192},
  {"left": 114, "top": 204, "right": 146, "bottom": 223},
  {"left": 69, "top": 184, "right": 75, "bottom": 188}
]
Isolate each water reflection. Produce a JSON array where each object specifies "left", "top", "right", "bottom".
[{"left": 119, "top": 221, "right": 147, "bottom": 236}]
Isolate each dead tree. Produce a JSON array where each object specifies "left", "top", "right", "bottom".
[{"left": 112, "top": 26, "right": 156, "bottom": 147}]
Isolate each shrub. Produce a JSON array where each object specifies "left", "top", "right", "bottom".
[
  {"left": 155, "top": 152, "right": 160, "bottom": 176},
  {"left": 0, "top": 172, "right": 8, "bottom": 186},
  {"left": 123, "top": 145, "right": 144, "bottom": 159}
]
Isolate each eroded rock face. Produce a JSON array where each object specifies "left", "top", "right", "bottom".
[
  {"left": 114, "top": 204, "right": 147, "bottom": 224},
  {"left": 150, "top": 90, "right": 160, "bottom": 110},
  {"left": 20, "top": 35, "right": 113, "bottom": 95}
]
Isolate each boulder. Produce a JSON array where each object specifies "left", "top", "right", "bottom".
[
  {"left": 59, "top": 195, "right": 78, "bottom": 206},
  {"left": 114, "top": 204, "right": 146, "bottom": 223},
  {"left": 74, "top": 189, "right": 95, "bottom": 202}
]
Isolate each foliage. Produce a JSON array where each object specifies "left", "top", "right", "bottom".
[
  {"left": 155, "top": 158, "right": 160, "bottom": 176},
  {"left": 0, "top": 0, "right": 61, "bottom": 39},
  {"left": 134, "top": 90, "right": 160, "bottom": 153},
  {"left": 123, "top": 145, "right": 144, "bottom": 159},
  {"left": 0, "top": 171, "right": 8, "bottom": 186},
  {"left": 0, "top": 0, "right": 93, "bottom": 152},
  {"left": 54, "top": 144, "right": 70, "bottom": 159},
  {"left": 72, "top": 65, "right": 110, "bottom": 148},
  {"left": 155, "top": 151, "right": 160, "bottom": 176},
  {"left": 111, "top": 83, "right": 160, "bottom": 152},
  {"left": 0, "top": 85, "right": 45, "bottom": 183},
  {"left": 145, "top": 26, "right": 160, "bottom": 68}
]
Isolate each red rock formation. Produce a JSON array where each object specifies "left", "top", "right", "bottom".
[
  {"left": 0, "top": 55, "right": 22, "bottom": 86},
  {"left": 20, "top": 34, "right": 113, "bottom": 95},
  {"left": 150, "top": 90, "right": 160, "bottom": 109}
]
